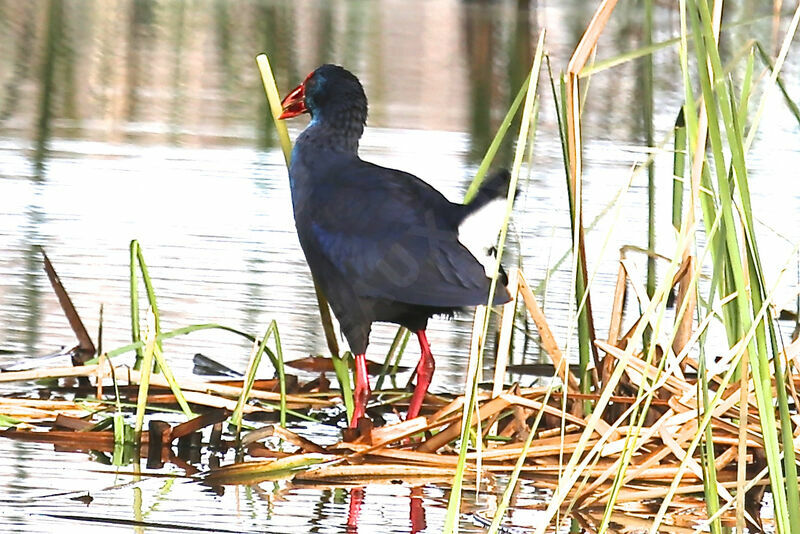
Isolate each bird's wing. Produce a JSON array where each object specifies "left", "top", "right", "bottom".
[{"left": 305, "top": 164, "right": 497, "bottom": 307}]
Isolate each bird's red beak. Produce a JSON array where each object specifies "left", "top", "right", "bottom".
[{"left": 279, "top": 83, "right": 307, "bottom": 119}]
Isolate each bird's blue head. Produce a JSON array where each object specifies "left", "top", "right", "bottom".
[{"left": 279, "top": 64, "right": 367, "bottom": 128}]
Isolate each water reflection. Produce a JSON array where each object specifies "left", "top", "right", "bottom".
[
  {"left": 21, "top": 202, "right": 45, "bottom": 354},
  {"left": 1, "top": 0, "right": 559, "bottom": 373}
]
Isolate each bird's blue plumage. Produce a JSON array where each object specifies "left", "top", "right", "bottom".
[{"left": 284, "top": 64, "right": 510, "bottom": 355}]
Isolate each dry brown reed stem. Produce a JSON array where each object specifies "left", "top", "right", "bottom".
[
  {"left": 0, "top": 398, "right": 101, "bottom": 421},
  {"left": 367, "top": 416, "right": 429, "bottom": 444},
  {"left": 343, "top": 413, "right": 468, "bottom": 461},
  {"left": 172, "top": 391, "right": 268, "bottom": 414},
  {"left": 0, "top": 359, "right": 332, "bottom": 416},
  {"left": 500, "top": 393, "right": 618, "bottom": 440},
  {"left": 298, "top": 463, "right": 456, "bottom": 482},
  {"left": 607, "top": 257, "right": 627, "bottom": 346},
  {"left": 40, "top": 248, "right": 95, "bottom": 361},
  {"left": 95, "top": 353, "right": 108, "bottom": 399},
  {"left": 547, "top": 390, "right": 671, "bottom": 407},
  {"left": 55, "top": 414, "right": 95, "bottom": 430},
  {"left": 671, "top": 258, "right": 696, "bottom": 360},
  {"left": 1, "top": 429, "right": 151, "bottom": 449},
  {"left": 121, "top": 369, "right": 329, "bottom": 407},
  {"left": 0, "top": 362, "right": 111, "bottom": 382},
  {"left": 0, "top": 397, "right": 99, "bottom": 411},
  {"left": 563, "top": 0, "right": 620, "bottom": 378},
  {"left": 595, "top": 341, "right": 690, "bottom": 396},
  {"left": 573, "top": 409, "right": 682, "bottom": 506},
  {"left": 417, "top": 395, "right": 511, "bottom": 453},
  {"left": 243, "top": 425, "right": 328, "bottom": 454},
  {"left": 517, "top": 271, "right": 581, "bottom": 393},
  {"left": 784, "top": 336, "right": 800, "bottom": 365}
]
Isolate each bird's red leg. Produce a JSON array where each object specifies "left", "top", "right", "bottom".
[
  {"left": 407, "top": 330, "right": 435, "bottom": 420},
  {"left": 409, "top": 486, "right": 427, "bottom": 533},
  {"left": 351, "top": 352, "right": 371, "bottom": 428},
  {"left": 347, "top": 486, "right": 364, "bottom": 530}
]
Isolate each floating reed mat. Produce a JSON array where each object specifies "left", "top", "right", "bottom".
[
  {"left": 0, "top": 338, "right": 788, "bottom": 516},
  {"left": 0, "top": 262, "right": 795, "bottom": 521}
]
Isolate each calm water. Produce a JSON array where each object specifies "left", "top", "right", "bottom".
[{"left": 1, "top": 0, "right": 798, "bottom": 532}]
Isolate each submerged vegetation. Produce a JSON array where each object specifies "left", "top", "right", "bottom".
[{"left": 2, "top": 1, "right": 800, "bottom": 533}]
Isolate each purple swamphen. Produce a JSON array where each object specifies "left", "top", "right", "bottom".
[{"left": 279, "top": 64, "right": 511, "bottom": 427}]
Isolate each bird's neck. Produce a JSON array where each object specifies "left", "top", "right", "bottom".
[{"left": 298, "top": 108, "right": 365, "bottom": 154}]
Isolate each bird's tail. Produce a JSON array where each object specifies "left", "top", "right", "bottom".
[
  {"left": 456, "top": 168, "right": 514, "bottom": 298},
  {"left": 459, "top": 168, "right": 512, "bottom": 222}
]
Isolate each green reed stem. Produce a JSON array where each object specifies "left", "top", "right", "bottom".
[
  {"left": 256, "top": 53, "right": 341, "bottom": 360},
  {"left": 444, "top": 31, "right": 545, "bottom": 534},
  {"left": 232, "top": 320, "right": 286, "bottom": 429}
]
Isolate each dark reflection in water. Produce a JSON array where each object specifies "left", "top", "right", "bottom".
[
  {"left": 34, "top": 0, "right": 60, "bottom": 175},
  {"left": 21, "top": 202, "right": 44, "bottom": 355},
  {"left": 0, "top": 0, "right": 601, "bottom": 160},
  {"left": 0, "top": 1, "right": 797, "bottom": 532}
]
